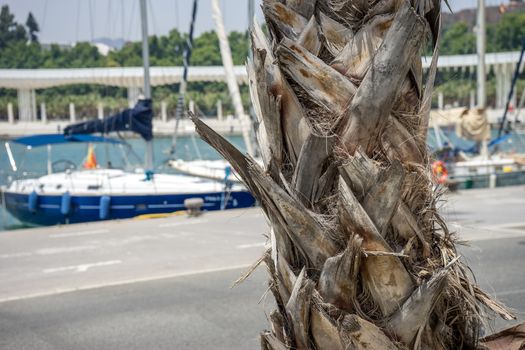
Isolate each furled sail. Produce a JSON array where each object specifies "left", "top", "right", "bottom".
[
  {"left": 456, "top": 108, "right": 491, "bottom": 142},
  {"left": 64, "top": 99, "right": 153, "bottom": 141}
]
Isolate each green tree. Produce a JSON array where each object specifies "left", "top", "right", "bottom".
[
  {"left": 191, "top": 31, "right": 222, "bottom": 65},
  {"left": 228, "top": 31, "right": 249, "bottom": 65},
  {"left": 491, "top": 11, "right": 525, "bottom": 51},
  {"left": 0, "top": 40, "right": 42, "bottom": 68},
  {"left": 25, "top": 12, "right": 39, "bottom": 43},
  {"left": 440, "top": 21, "right": 475, "bottom": 55},
  {"left": 0, "top": 5, "right": 27, "bottom": 48}
]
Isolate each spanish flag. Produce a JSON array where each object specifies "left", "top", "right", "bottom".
[{"left": 83, "top": 144, "right": 98, "bottom": 169}]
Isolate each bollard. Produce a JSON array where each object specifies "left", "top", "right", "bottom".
[
  {"left": 489, "top": 173, "right": 497, "bottom": 189},
  {"left": 184, "top": 197, "right": 204, "bottom": 216}
]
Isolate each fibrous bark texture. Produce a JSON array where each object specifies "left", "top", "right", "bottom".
[{"left": 190, "top": 0, "right": 524, "bottom": 349}]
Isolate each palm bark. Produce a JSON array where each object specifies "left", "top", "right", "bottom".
[{"left": 190, "top": 0, "right": 523, "bottom": 349}]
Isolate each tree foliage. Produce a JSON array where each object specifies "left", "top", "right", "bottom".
[
  {"left": 0, "top": 5, "right": 524, "bottom": 118},
  {"left": 0, "top": 5, "right": 27, "bottom": 49},
  {"left": 490, "top": 10, "right": 525, "bottom": 51},
  {"left": 441, "top": 21, "right": 475, "bottom": 55},
  {"left": 25, "top": 12, "right": 39, "bottom": 43}
]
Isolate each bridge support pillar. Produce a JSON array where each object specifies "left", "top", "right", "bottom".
[
  {"left": 7, "top": 103, "right": 14, "bottom": 123},
  {"left": 470, "top": 90, "right": 476, "bottom": 109},
  {"left": 217, "top": 99, "right": 223, "bottom": 120},
  {"left": 161, "top": 101, "right": 167, "bottom": 122},
  {"left": 17, "top": 89, "right": 37, "bottom": 121},
  {"left": 495, "top": 64, "right": 503, "bottom": 108},
  {"left": 97, "top": 102, "right": 104, "bottom": 120},
  {"left": 510, "top": 63, "right": 517, "bottom": 109},
  {"left": 496, "top": 63, "right": 515, "bottom": 109},
  {"left": 41, "top": 103, "right": 47, "bottom": 123},
  {"left": 127, "top": 86, "right": 141, "bottom": 107},
  {"left": 69, "top": 103, "right": 76, "bottom": 123},
  {"left": 504, "top": 63, "right": 512, "bottom": 109}
]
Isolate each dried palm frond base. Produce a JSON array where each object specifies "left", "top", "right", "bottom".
[
  {"left": 479, "top": 323, "right": 525, "bottom": 350},
  {"left": 189, "top": 0, "right": 524, "bottom": 349}
]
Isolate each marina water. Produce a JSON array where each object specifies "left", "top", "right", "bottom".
[
  {"left": 2, "top": 128, "right": 525, "bottom": 231},
  {"left": 0, "top": 135, "right": 246, "bottom": 231}
]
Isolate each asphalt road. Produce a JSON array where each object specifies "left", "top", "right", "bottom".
[
  {"left": 0, "top": 209, "right": 268, "bottom": 302},
  {"left": 0, "top": 186, "right": 524, "bottom": 349},
  {"left": 0, "top": 267, "right": 271, "bottom": 350}
]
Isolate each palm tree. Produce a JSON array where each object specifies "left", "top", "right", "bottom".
[{"left": 190, "top": 0, "right": 524, "bottom": 348}]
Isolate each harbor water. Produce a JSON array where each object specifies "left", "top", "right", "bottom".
[
  {"left": 0, "top": 135, "right": 246, "bottom": 231},
  {"left": 2, "top": 127, "right": 525, "bottom": 231}
]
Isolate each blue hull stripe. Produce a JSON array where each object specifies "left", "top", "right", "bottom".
[{"left": 4, "top": 190, "right": 256, "bottom": 226}]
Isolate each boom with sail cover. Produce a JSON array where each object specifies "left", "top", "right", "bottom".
[{"left": 64, "top": 99, "right": 153, "bottom": 141}]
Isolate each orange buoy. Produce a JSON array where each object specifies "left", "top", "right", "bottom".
[{"left": 432, "top": 160, "right": 448, "bottom": 184}]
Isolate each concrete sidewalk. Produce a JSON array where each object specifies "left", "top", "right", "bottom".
[{"left": 0, "top": 186, "right": 524, "bottom": 349}]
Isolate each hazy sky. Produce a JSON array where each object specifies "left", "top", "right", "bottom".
[{"left": 1, "top": 0, "right": 491, "bottom": 44}]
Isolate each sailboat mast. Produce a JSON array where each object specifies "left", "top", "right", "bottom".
[
  {"left": 139, "top": 0, "right": 153, "bottom": 170},
  {"left": 171, "top": 0, "right": 199, "bottom": 154},
  {"left": 248, "top": 0, "right": 254, "bottom": 60},
  {"left": 211, "top": 0, "right": 255, "bottom": 156},
  {"left": 477, "top": 0, "right": 486, "bottom": 109},
  {"left": 476, "top": 0, "right": 489, "bottom": 159},
  {"left": 140, "top": 0, "right": 151, "bottom": 99}
]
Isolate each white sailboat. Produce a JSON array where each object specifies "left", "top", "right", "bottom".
[
  {"left": 1, "top": 0, "right": 255, "bottom": 227},
  {"left": 167, "top": 0, "right": 261, "bottom": 182}
]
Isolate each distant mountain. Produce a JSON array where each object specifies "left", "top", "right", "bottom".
[
  {"left": 443, "top": 0, "right": 525, "bottom": 29},
  {"left": 92, "top": 37, "right": 126, "bottom": 50}
]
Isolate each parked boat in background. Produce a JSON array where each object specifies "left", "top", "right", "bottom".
[
  {"left": 432, "top": 35, "right": 525, "bottom": 190},
  {"left": 0, "top": 0, "right": 255, "bottom": 228},
  {"left": 431, "top": 108, "right": 525, "bottom": 189},
  {"left": 1, "top": 117, "right": 255, "bottom": 227},
  {"left": 166, "top": 0, "right": 261, "bottom": 180}
]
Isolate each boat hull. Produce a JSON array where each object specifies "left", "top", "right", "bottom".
[
  {"left": 3, "top": 190, "right": 256, "bottom": 226},
  {"left": 449, "top": 170, "right": 525, "bottom": 190}
]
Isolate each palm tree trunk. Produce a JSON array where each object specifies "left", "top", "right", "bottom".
[{"left": 190, "top": 0, "right": 523, "bottom": 348}]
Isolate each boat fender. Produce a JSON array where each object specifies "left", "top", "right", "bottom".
[
  {"left": 28, "top": 190, "right": 38, "bottom": 213},
  {"left": 144, "top": 170, "right": 154, "bottom": 181},
  {"left": 223, "top": 165, "right": 233, "bottom": 191},
  {"left": 60, "top": 191, "right": 71, "bottom": 215},
  {"left": 99, "top": 195, "right": 111, "bottom": 219},
  {"left": 223, "top": 166, "right": 231, "bottom": 182}
]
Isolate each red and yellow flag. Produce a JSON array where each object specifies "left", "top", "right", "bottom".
[{"left": 83, "top": 144, "right": 98, "bottom": 169}]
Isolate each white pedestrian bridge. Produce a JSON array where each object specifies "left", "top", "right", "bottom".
[
  {"left": 0, "top": 51, "right": 523, "bottom": 122},
  {"left": 0, "top": 66, "right": 248, "bottom": 90}
]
